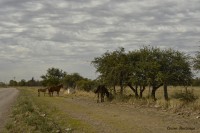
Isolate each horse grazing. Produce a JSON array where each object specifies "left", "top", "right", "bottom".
[
  {"left": 38, "top": 87, "right": 48, "bottom": 97},
  {"left": 48, "top": 84, "right": 63, "bottom": 97},
  {"left": 94, "top": 85, "right": 110, "bottom": 103}
]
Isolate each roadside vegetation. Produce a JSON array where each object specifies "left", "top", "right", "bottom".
[
  {"left": 2, "top": 87, "right": 95, "bottom": 133},
  {"left": 3, "top": 86, "right": 200, "bottom": 133}
]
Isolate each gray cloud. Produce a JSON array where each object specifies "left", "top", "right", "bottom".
[{"left": 0, "top": 0, "right": 200, "bottom": 82}]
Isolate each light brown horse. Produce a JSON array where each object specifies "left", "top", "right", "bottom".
[
  {"left": 38, "top": 87, "right": 49, "bottom": 97},
  {"left": 48, "top": 84, "right": 63, "bottom": 97}
]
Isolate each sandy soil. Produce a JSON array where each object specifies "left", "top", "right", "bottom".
[
  {"left": 0, "top": 88, "right": 19, "bottom": 131},
  {"left": 45, "top": 94, "right": 200, "bottom": 133}
]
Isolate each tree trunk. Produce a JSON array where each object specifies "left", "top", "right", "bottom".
[
  {"left": 113, "top": 85, "right": 116, "bottom": 94},
  {"left": 135, "top": 85, "right": 138, "bottom": 98},
  {"left": 120, "top": 84, "right": 123, "bottom": 95},
  {"left": 139, "top": 86, "right": 145, "bottom": 98},
  {"left": 127, "top": 83, "right": 138, "bottom": 97},
  {"left": 119, "top": 72, "right": 123, "bottom": 95},
  {"left": 151, "top": 87, "right": 157, "bottom": 101},
  {"left": 151, "top": 83, "right": 163, "bottom": 101},
  {"left": 148, "top": 85, "right": 151, "bottom": 98},
  {"left": 164, "top": 84, "right": 168, "bottom": 101}
]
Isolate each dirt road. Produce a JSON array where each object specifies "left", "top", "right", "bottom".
[{"left": 0, "top": 88, "right": 19, "bottom": 131}]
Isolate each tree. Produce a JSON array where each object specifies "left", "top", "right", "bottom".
[
  {"left": 63, "top": 73, "right": 83, "bottom": 89},
  {"left": 193, "top": 51, "right": 200, "bottom": 70},
  {"left": 92, "top": 46, "right": 193, "bottom": 101},
  {"left": 18, "top": 79, "right": 26, "bottom": 86},
  {"left": 9, "top": 80, "right": 17, "bottom": 86},
  {"left": 159, "top": 49, "right": 192, "bottom": 100},
  {"left": 127, "top": 47, "right": 152, "bottom": 98},
  {"left": 77, "top": 79, "right": 96, "bottom": 92},
  {"left": 41, "top": 68, "right": 66, "bottom": 86},
  {"left": 92, "top": 47, "right": 129, "bottom": 95},
  {"left": 0, "top": 82, "right": 6, "bottom": 87}
]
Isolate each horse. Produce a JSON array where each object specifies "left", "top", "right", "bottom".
[
  {"left": 94, "top": 85, "right": 110, "bottom": 103},
  {"left": 38, "top": 87, "right": 49, "bottom": 97},
  {"left": 48, "top": 84, "right": 63, "bottom": 97}
]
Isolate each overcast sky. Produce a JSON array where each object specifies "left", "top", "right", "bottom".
[{"left": 0, "top": 0, "right": 200, "bottom": 82}]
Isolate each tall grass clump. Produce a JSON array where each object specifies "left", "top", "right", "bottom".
[{"left": 171, "top": 91, "right": 198, "bottom": 103}]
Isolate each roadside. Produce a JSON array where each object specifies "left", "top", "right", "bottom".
[
  {"left": 3, "top": 88, "right": 200, "bottom": 133},
  {"left": 0, "top": 88, "right": 19, "bottom": 131},
  {"left": 45, "top": 95, "right": 200, "bottom": 133}
]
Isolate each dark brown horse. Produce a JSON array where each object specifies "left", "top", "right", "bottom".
[
  {"left": 94, "top": 85, "right": 110, "bottom": 103},
  {"left": 48, "top": 84, "right": 63, "bottom": 97},
  {"left": 38, "top": 87, "right": 49, "bottom": 97}
]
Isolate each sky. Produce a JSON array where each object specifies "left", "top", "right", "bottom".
[{"left": 0, "top": 0, "right": 200, "bottom": 82}]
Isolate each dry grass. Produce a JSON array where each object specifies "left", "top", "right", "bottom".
[
  {"left": 3, "top": 86, "right": 200, "bottom": 133},
  {"left": 65, "top": 90, "right": 96, "bottom": 98},
  {"left": 105, "top": 86, "right": 200, "bottom": 113},
  {"left": 62, "top": 86, "right": 200, "bottom": 112}
]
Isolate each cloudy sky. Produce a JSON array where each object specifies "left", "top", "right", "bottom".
[{"left": 0, "top": 0, "right": 200, "bottom": 82}]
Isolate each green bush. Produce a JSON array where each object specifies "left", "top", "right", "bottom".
[{"left": 172, "top": 91, "right": 198, "bottom": 102}]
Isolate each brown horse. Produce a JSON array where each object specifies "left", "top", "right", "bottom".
[
  {"left": 94, "top": 85, "right": 110, "bottom": 103},
  {"left": 38, "top": 87, "right": 48, "bottom": 97},
  {"left": 48, "top": 84, "right": 63, "bottom": 97}
]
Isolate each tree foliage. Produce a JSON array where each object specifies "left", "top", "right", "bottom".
[
  {"left": 92, "top": 47, "right": 193, "bottom": 100},
  {"left": 41, "top": 67, "right": 66, "bottom": 86},
  {"left": 77, "top": 79, "right": 96, "bottom": 92},
  {"left": 92, "top": 47, "right": 129, "bottom": 94},
  {"left": 63, "top": 73, "right": 83, "bottom": 89},
  {"left": 193, "top": 51, "right": 200, "bottom": 70}
]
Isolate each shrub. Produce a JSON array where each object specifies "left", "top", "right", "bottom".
[{"left": 172, "top": 91, "right": 198, "bottom": 102}]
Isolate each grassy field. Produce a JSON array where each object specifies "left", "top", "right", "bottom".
[{"left": 2, "top": 86, "right": 200, "bottom": 133}]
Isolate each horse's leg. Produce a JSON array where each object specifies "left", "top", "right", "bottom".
[
  {"left": 49, "top": 91, "right": 51, "bottom": 97},
  {"left": 97, "top": 92, "right": 99, "bottom": 103},
  {"left": 101, "top": 93, "right": 104, "bottom": 102},
  {"left": 38, "top": 91, "right": 40, "bottom": 97}
]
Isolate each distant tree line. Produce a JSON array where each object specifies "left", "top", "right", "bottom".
[
  {"left": 6, "top": 68, "right": 97, "bottom": 92},
  {"left": 9, "top": 77, "right": 42, "bottom": 86},
  {"left": 192, "top": 78, "right": 200, "bottom": 86},
  {"left": 40, "top": 68, "right": 97, "bottom": 92}
]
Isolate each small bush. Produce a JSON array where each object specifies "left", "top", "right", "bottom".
[{"left": 172, "top": 91, "right": 198, "bottom": 102}]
